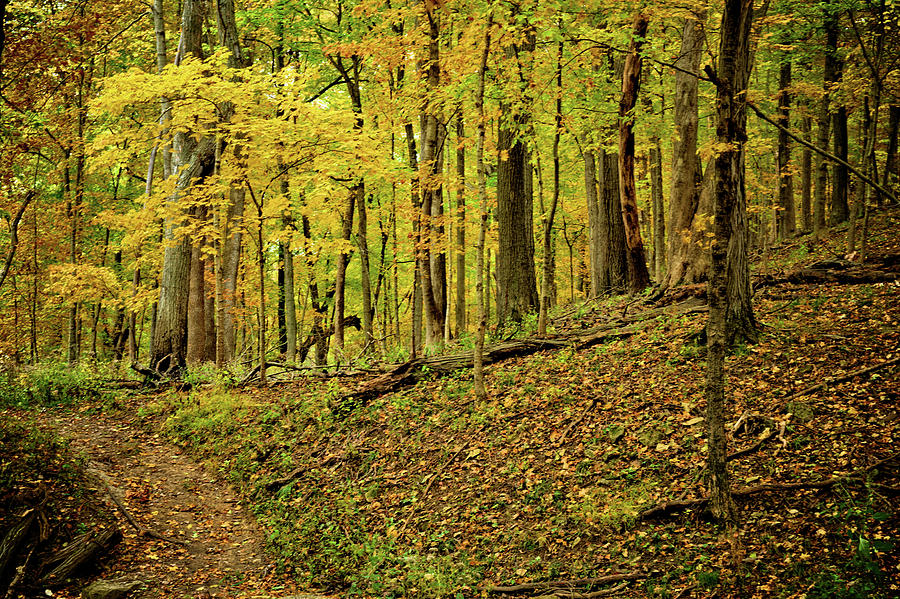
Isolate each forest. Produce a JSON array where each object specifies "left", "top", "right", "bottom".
[{"left": 0, "top": 0, "right": 899, "bottom": 597}]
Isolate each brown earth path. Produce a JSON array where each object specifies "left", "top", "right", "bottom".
[{"left": 38, "top": 404, "right": 303, "bottom": 599}]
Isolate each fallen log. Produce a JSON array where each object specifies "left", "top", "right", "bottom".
[
  {"left": 780, "top": 356, "right": 900, "bottom": 405},
  {"left": 0, "top": 509, "right": 36, "bottom": 583},
  {"left": 40, "top": 527, "right": 122, "bottom": 585}
]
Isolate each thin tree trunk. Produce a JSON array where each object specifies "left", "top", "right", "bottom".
[
  {"left": 539, "top": 39, "right": 563, "bottom": 335},
  {"left": 777, "top": 58, "right": 795, "bottom": 240},
  {"left": 706, "top": 0, "right": 753, "bottom": 525},
  {"left": 455, "top": 114, "right": 466, "bottom": 336},
  {"left": 332, "top": 191, "right": 356, "bottom": 362},
  {"left": 800, "top": 111, "right": 812, "bottom": 232},
  {"left": 474, "top": 13, "right": 492, "bottom": 399},
  {"left": 583, "top": 147, "right": 602, "bottom": 295},
  {"left": 650, "top": 141, "right": 665, "bottom": 280}
]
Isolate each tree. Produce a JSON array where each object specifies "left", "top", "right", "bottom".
[
  {"left": 495, "top": 2, "right": 538, "bottom": 324},
  {"left": 617, "top": 12, "right": 652, "bottom": 294},
  {"left": 705, "top": 0, "right": 754, "bottom": 524}
]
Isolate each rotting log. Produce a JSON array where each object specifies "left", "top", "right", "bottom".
[
  {"left": 0, "top": 509, "right": 36, "bottom": 582},
  {"left": 40, "top": 527, "right": 122, "bottom": 585}
]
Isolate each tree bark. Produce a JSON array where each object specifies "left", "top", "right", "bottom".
[
  {"left": 776, "top": 58, "right": 795, "bottom": 240},
  {"left": 650, "top": 141, "right": 665, "bottom": 280},
  {"left": 827, "top": 10, "right": 849, "bottom": 225},
  {"left": 617, "top": 12, "right": 652, "bottom": 294},
  {"left": 455, "top": 114, "right": 466, "bottom": 336},
  {"left": 583, "top": 147, "right": 603, "bottom": 295},
  {"left": 665, "top": 10, "right": 705, "bottom": 287},
  {"left": 186, "top": 231, "right": 207, "bottom": 365},
  {"left": 539, "top": 40, "right": 563, "bottom": 335},
  {"left": 474, "top": 13, "right": 492, "bottom": 400},
  {"left": 800, "top": 111, "right": 812, "bottom": 232},
  {"left": 599, "top": 150, "right": 627, "bottom": 293},
  {"left": 496, "top": 6, "right": 538, "bottom": 324},
  {"left": 705, "top": 0, "right": 753, "bottom": 525}
]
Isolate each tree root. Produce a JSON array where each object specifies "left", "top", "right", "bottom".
[
  {"left": 484, "top": 572, "right": 647, "bottom": 595},
  {"left": 640, "top": 451, "right": 900, "bottom": 520}
]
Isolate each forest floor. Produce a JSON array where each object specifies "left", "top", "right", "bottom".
[{"left": 3, "top": 209, "right": 899, "bottom": 599}]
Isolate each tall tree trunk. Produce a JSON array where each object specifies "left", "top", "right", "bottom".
[
  {"left": 800, "top": 111, "right": 812, "bottom": 232},
  {"left": 706, "top": 0, "right": 753, "bottom": 526},
  {"left": 827, "top": 10, "right": 849, "bottom": 225},
  {"left": 186, "top": 227, "right": 207, "bottom": 365},
  {"left": 777, "top": 58, "right": 795, "bottom": 240},
  {"left": 599, "top": 150, "right": 628, "bottom": 293},
  {"left": 496, "top": 6, "right": 538, "bottom": 324},
  {"left": 332, "top": 191, "right": 355, "bottom": 362},
  {"left": 583, "top": 146, "right": 603, "bottom": 295},
  {"left": 617, "top": 13, "right": 651, "bottom": 294},
  {"left": 455, "top": 114, "right": 466, "bottom": 337},
  {"left": 650, "top": 141, "right": 665, "bottom": 280},
  {"left": 665, "top": 9, "right": 705, "bottom": 287},
  {"left": 150, "top": 0, "right": 214, "bottom": 375},
  {"left": 539, "top": 39, "right": 563, "bottom": 335},
  {"left": 474, "top": 13, "right": 492, "bottom": 400}
]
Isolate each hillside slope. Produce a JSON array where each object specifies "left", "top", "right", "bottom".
[{"left": 129, "top": 211, "right": 899, "bottom": 598}]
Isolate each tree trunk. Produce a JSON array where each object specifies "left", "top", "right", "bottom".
[
  {"left": 665, "top": 10, "right": 705, "bottom": 287},
  {"left": 539, "top": 39, "right": 563, "bottom": 335},
  {"left": 650, "top": 141, "right": 665, "bottom": 280},
  {"left": 800, "top": 111, "right": 812, "bottom": 232},
  {"left": 496, "top": 8, "right": 538, "bottom": 324},
  {"left": 827, "top": 10, "right": 848, "bottom": 225},
  {"left": 777, "top": 58, "right": 795, "bottom": 240},
  {"left": 600, "top": 150, "right": 628, "bottom": 293},
  {"left": 617, "top": 12, "right": 651, "bottom": 294},
  {"left": 150, "top": 0, "right": 218, "bottom": 375},
  {"left": 455, "top": 114, "right": 466, "bottom": 336},
  {"left": 474, "top": 13, "right": 492, "bottom": 399},
  {"left": 186, "top": 234, "right": 207, "bottom": 365},
  {"left": 583, "top": 147, "right": 603, "bottom": 295},
  {"left": 332, "top": 191, "right": 356, "bottom": 362},
  {"left": 706, "top": 0, "right": 753, "bottom": 526}
]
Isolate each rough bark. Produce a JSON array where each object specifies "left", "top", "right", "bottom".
[
  {"left": 776, "top": 59, "right": 795, "bottom": 240},
  {"left": 332, "top": 191, "right": 356, "bottom": 362},
  {"left": 186, "top": 236, "right": 207, "bottom": 365},
  {"left": 617, "top": 13, "right": 652, "bottom": 294},
  {"left": 883, "top": 105, "right": 900, "bottom": 197},
  {"left": 496, "top": 7, "right": 538, "bottom": 324},
  {"left": 599, "top": 150, "right": 628, "bottom": 293},
  {"left": 705, "top": 0, "right": 753, "bottom": 525},
  {"left": 583, "top": 147, "right": 603, "bottom": 295},
  {"left": 665, "top": 10, "right": 705, "bottom": 287}
]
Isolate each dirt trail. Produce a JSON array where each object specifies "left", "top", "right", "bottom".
[{"left": 40, "top": 406, "right": 294, "bottom": 599}]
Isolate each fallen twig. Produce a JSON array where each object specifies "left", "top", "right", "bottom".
[
  {"left": 89, "top": 467, "right": 187, "bottom": 547},
  {"left": 552, "top": 581, "right": 629, "bottom": 598}
]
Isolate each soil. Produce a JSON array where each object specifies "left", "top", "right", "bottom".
[{"left": 37, "top": 405, "right": 301, "bottom": 599}]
